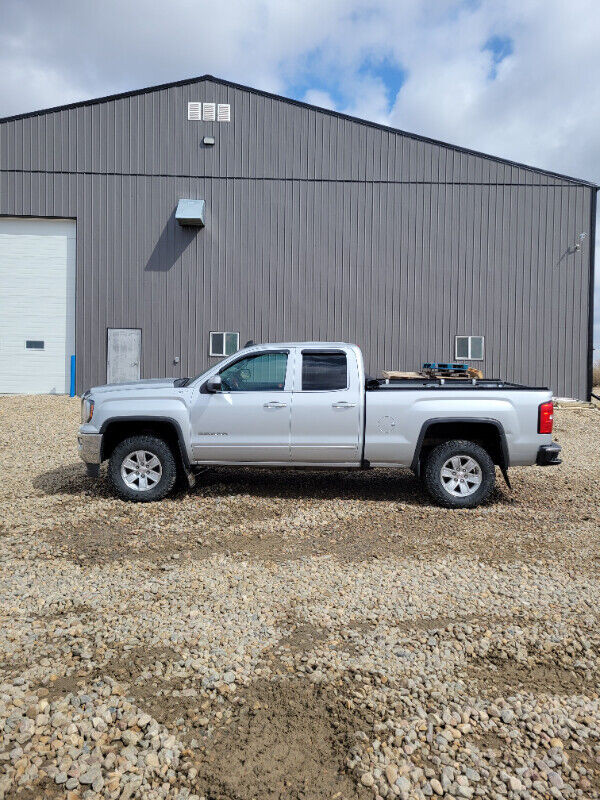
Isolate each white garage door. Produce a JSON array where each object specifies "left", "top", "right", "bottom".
[{"left": 0, "top": 218, "right": 76, "bottom": 393}]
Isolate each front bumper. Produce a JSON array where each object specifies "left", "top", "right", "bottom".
[
  {"left": 536, "top": 443, "right": 562, "bottom": 466},
  {"left": 78, "top": 432, "right": 103, "bottom": 465}
]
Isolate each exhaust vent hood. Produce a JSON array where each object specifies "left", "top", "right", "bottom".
[{"left": 175, "top": 199, "right": 205, "bottom": 227}]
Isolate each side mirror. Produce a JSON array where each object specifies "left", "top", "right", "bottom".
[{"left": 206, "top": 375, "right": 222, "bottom": 393}]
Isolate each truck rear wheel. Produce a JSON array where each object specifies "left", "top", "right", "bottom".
[
  {"left": 109, "top": 435, "right": 177, "bottom": 502},
  {"left": 423, "top": 439, "right": 495, "bottom": 509}
]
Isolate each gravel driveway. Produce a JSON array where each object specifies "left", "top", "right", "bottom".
[{"left": 1, "top": 396, "right": 599, "bottom": 800}]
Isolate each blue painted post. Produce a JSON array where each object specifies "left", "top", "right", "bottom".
[{"left": 70, "top": 355, "right": 76, "bottom": 397}]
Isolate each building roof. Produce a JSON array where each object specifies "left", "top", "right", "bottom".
[{"left": 0, "top": 73, "right": 597, "bottom": 189}]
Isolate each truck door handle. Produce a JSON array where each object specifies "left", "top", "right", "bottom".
[
  {"left": 264, "top": 401, "right": 287, "bottom": 408},
  {"left": 332, "top": 401, "right": 357, "bottom": 408}
]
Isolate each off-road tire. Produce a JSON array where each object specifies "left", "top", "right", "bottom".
[
  {"left": 423, "top": 439, "right": 495, "bottom": 509},
  {"left": 108, "top": 435, "right": 177, "bottom": 502}
]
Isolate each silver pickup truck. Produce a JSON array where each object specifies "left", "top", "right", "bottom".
[{"left": 78, "top": 342, "right": 561, "bottom": 508}]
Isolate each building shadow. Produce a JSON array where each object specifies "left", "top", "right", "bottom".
[{"left": 145, "top": 210, "right": 198, "bottom": 272}]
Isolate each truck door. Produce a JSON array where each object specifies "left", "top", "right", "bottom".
[
  {"left": 190, "top": 350, "right": 292, "bottom": 462},
  {"left": 290, "top": 348, "right": 361, "bottom": 464}
]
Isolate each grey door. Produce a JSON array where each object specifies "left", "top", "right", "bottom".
[{"left": 107, "top": 328, "right": 141, "bottom": 384}]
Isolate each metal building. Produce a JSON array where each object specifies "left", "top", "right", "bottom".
[{"left": 0, "top": 74, "right": 596, "bottom": 398}]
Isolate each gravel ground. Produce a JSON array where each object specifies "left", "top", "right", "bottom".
[{"left": 0, "top": 395, "right": 599, "bottom": 800}]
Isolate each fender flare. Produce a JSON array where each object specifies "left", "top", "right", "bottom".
[
  {"left": 410, "top": 417, "right": 509, "bottom": 473},
  {"left": 99, "top": 416, "right": 191, "bottom": 467}
]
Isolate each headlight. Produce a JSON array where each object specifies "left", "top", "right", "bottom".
[{"left": 81, "top": 398, "right": 94, "bottom": 423}]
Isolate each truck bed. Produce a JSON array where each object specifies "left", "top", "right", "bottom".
[{"left": 363, "top": 377, "right": 553, "bottom": 468}]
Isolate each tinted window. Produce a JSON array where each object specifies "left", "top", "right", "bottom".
[
  {"left": 225, "top": 332, "right": 239, "bottom": 355},
  {"left": 219, "top": 352, "right": 288, "bottom": 392},
  {"left": 455, "top": 336, "right": 469, "bottom": 359},
  {"left": 470, "top": 336, "right": 484, "bottom": 360},
  {"left": 302, "top": 352, "right": 347, "bottom": 390}
]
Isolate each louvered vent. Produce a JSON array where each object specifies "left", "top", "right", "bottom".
[
  {"left": 217, "top": 104, "right": 231, "bottom": 122},
  {"left": 187, "top": 102, "right": 201, "bottom": 121},
  {"left": 202, "top": 103, "right": 216, "bottom": 121},
  {"left": 188, "top": 101, "right": 231, "bottom": 121}
]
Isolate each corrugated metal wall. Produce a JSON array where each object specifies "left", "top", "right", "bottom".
[{"left": 0, "top": 77, "right": 595, "bottom": 397}]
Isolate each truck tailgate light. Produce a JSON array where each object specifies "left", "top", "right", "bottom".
[{"left": 538, "top": 401, "right": 554, "bottom": 434}]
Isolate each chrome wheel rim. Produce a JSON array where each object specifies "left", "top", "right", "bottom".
[
  {"left": 121, "top": 450, "right": 162, "bottom": 492},
  {"left": 440, "top": 455, "right": 482, "bottom": 497}
]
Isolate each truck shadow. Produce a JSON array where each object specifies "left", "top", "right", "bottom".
[
  {"left": 195, "top": 465, "right": 433, "bottom": 504},
  {"left": 32, "top": 463, "right": 109, "bottom": 497},
  {"left": 32, "top": 462, "right": 511, "bottom": 507},
  {"left": 205, "top": 469, "right": 514, "bottom": 507},
  {"left": 33, "top": 462, "right": 429, "bottom": 503}
]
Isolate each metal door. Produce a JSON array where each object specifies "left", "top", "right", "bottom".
[
  {"left": 190, "top": 350, "right": 292, "bottom": 463},
  {"left": 290, "top": 348, "right": 362, "bottom": 464},
  {"left": 106, "top": 328, "right": 141, "bottom": 384}
]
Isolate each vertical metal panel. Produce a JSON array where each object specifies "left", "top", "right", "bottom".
[{"left": 0, "top": 78, "right": 595, "bottom": 398}]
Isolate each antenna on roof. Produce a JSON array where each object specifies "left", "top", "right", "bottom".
[{"left": 244, "top": 340, "right": 255, "bottom": 347}]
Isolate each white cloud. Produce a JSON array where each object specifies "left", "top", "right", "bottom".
[
  {"left": 0, "top": 0, "right": 598, "bottom": 347},
  {"left": 0, "top": 54, "right": 87, "bottom": 118},
  {"left": 302, "top": 89, "right": 337, "bottom": 111},
  {"left": 384, "top": 0, "right": 600, "bottom": 181}
]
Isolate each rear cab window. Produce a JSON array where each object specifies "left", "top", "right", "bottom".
[{"left": 301, "top": 351, "right": 348, "bottom": 390}]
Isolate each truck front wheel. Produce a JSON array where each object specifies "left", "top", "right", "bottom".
[
  {"left": 108, "top": 435, "right": 177, "bottom": 502},
  {"left": 423, "top": 440, "right": 495, "bottom": 509}
]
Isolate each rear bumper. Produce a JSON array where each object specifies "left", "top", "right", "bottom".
[
  {"left": 536, "top": 443, "right": 562, "bottom": 466},
  {"left": 78, "top": 432, "right": 103, "bottom": 465}
]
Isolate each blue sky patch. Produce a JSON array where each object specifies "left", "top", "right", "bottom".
[
  {"left": 358, "top": 55, "right": 407, "bottom": 103},
  {"left": 286, "top": 51, "right": 406, "bottom": 113},
  {"left": 483, "top": 34, "right": 514, "bottom": 79}
]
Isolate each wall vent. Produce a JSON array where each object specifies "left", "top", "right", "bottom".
[
  {"left": 188, "top": 101, "right": 231, "bottom": 122},
  {"left": 202, "top": 102, "right": 216, "bottom": 121},
  {"left": 217, "top": 103, "right": 231, "bottom": 122},
  {"left": 187, "top": 102, "right": 201, "bottom": 120},
  {"left": 175, "top": 198, "right": 205, "bottom": 227}
]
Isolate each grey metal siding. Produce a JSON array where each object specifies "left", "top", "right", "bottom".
[
  {"left": 1, "top": 78, "right": 583, "bottom": 185},
  {"left": 0, "top": 76, "right": 595, "bottom": 398}
]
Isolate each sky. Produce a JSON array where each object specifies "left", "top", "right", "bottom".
[{"left": 1, "top": 0, "right": 599, "bottom": 352}]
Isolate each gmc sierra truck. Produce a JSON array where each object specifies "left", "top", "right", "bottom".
[{"left": 77, "top": 342, "right": 561, "bottom": 508}]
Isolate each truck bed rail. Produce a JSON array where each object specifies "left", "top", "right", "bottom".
[{"left": 366, "top": 377, "right": 548, "bottom": 391}]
